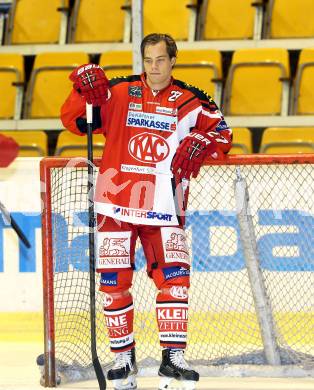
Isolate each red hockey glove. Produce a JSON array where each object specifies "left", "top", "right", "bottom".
[
  {"left": 69, "top": 64, "right": 109, "bottom": 106},
  {"left": 171, "top": 130, "right": 223, "bottom": 180},
  {"left": 0, "top": 134, "right": 19, "bottom": 167}
]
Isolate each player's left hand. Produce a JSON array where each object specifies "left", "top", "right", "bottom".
[
  {"left": 69, "top": 64, "right": 109, "bottom": 106},
  {"left": 171, "top": 130, "right": 224, "bottom": 180}
]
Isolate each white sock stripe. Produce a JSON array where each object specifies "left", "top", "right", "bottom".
[
  {"left": 156, "top": 302, "right": 188, "bottom": 308},
  {"left": 109, "top": 332, "right": 134, "bottom": 347},
  {"left": 104, "top": 304, "right": 134, "bottom": 316},
  {"left": 159, "top": 332, "right": 187, "bottom": 341}
]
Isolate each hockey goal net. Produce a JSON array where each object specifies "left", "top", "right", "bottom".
[{"left": 40, "top": 154, "right": 314, "bottom": 385}]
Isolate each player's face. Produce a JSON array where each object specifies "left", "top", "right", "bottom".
[{"left": 143, "top": 41, "right": 176, "bottom": 90}]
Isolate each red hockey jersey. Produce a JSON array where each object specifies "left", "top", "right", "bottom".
[{"left": 61, "top": 74, "right": 232, "bottom": 225}]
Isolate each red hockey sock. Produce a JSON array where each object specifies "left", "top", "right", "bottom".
[
  {"left": 156, "top": 287, "right": 189, "bottom": 349},
  {"left": 103, "top": 291, "right": 135, "bottom": 352}
]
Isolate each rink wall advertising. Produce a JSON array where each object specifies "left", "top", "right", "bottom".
[{"left": 0, "top": 158, "right": 313, "bottom": 311}]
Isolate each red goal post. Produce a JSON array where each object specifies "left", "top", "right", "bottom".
[{"left": 40, "top": 154, "right": 314, "bottom": 385}]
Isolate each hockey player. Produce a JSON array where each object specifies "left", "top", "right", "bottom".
[
  {"left": 61, "top": 33, "right": 232, "bottom": 390},
  {"left": 0, "top": 134, "right": 19, "bottom": 167}
]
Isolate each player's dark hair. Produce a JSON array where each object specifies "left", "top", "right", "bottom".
[{"left": 141, "top": 33, "right": 178, "bottom": 59}]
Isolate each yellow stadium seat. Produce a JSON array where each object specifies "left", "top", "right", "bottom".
[
  {"left": 265, "top": 0, "right": 314, "bottom": 38},
  {"left": 99, "top": 51, "right": 133, "bottom": 80},
  {"left": 5, "top": 0, "right": 69, "bottom": 44},
  {"left": 292, "top": 48, "right": 314, "bottom": 115},
  {"left": 144, "top": 0, "right": 197, "bottom": 41},
  {"left": 229, "top": 128, "right": 252, "bottom": 154},
  {"left": 0, "top": 53, "right": 24, "bottom": 119},
  {"left": 260, "top": 127, "right": 314, "bottom": 154},
  {"left": 172, "top": 49, "right": 222, "bottom": 103},
  {"left": 200, "top": 0, "right": 263, "bottom": 40},
  {"left": 223, "top": 48, "right": 290, "bottom": 116},
  {"left": 24, "top": 52, "right": 89, "bottom": 119},
  {"left": 55, "top": 130, "right": 105, "bottom": 157},
  {"left": 0, "top": 131, "right": 47, "bottom": 156},
  {"left": 69, "top": 0, "right": 129, "bottom": 43}
]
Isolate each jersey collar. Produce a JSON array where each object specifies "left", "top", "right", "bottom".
[{"left": 141, "top": 73, "right": 174, "bottom": 93}]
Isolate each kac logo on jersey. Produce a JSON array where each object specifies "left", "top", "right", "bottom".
[{"left": 128, "top": 132, "right": 170, "bottom": 163}]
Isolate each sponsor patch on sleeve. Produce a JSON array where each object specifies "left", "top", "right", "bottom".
[{"left": 216, "top": 119, "right": 229, "bottom": 131}]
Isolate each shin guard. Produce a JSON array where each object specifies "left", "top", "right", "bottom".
[
  {"left": 103, "top": 290, "right": 135, "bottom": 353},
  {"left": 100, "top": 269, "right": 135, "bottom": 353},
  {"left": 153, "top": 267, "right": 190, "bottom": 349}
]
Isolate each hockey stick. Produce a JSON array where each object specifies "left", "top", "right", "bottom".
[
  {"left": 0, "top": 200, "right": 31, "bottom": 248},
  {"left": 86, "top": 102, "right": 106, "bottom": 390}
]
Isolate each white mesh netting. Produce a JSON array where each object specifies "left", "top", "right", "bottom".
[{"left": 42, "top": 157, "right": 314, "bottom": 381}]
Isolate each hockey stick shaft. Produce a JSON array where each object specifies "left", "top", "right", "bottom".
[
  {"left": 0, "top": 200, "right": 31, "bottom": 248},
  {"left": 86, "top": 103, "right": 106, "bottom": 389}
]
